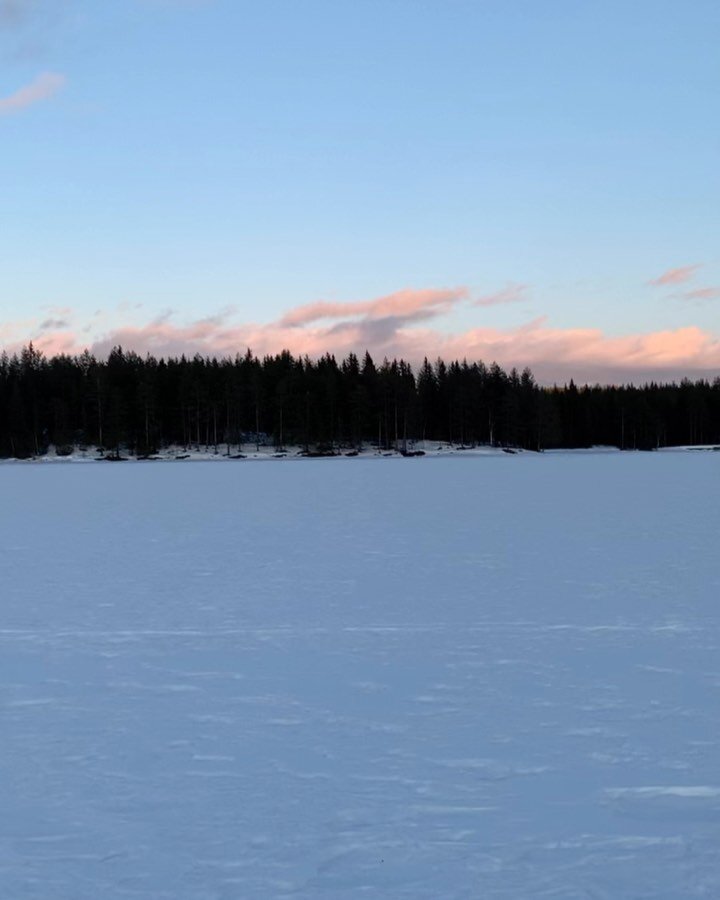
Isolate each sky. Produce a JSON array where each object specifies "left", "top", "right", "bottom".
[{"left": 1, "top": 0, "right": 719, "bottom": 383}]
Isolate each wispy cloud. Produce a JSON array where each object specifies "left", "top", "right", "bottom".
[
  {"left": 4, "top": 289, "right": 719, "bottom": 386},
  {"left": 648, "top": 264, "right": 701, "bottom": 287},
  {"left": 0, "top": 70, "right": 66, "bottom": 115},
  {"left": 0, "top": 0, "right": 34, "bottom": 26},
  {"left": 473, "top": 283, "right": 528, "bottom": 308},
  {"left": 1, "top": 1, "right": 73, "bottom": 63},
  {"left": 280, "top": 288, "right": 465, "bottom": 327},
  {"left": 0, "top": 0, "right": 71, "bottom": 27},
  {"left": 38, "top": 317, "right": 69, "bottom": 331},
  {"left": 134, "top": 0, "right": 216, "bottom": 10},
  {"left": 680, "top": 287, "right": 720, "bottom": 302}
]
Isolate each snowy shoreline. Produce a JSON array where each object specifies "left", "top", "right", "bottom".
[{"left": 1, "top": 441, "right": 719, "bottom": 464}]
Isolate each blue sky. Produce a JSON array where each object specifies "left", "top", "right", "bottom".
[{"left": 1, "top": 0, "right": 718, "bottom": 381}]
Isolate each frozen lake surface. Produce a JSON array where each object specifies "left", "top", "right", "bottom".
[{"left": 2, "top": 454, "right": 719, "bottom": 898}]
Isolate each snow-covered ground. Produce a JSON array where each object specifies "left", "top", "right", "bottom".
[
  {"left": 14, "top": 440, "right": 522, "bottom": 463},
  {"left": 1, "top": 454, "right": 719, "bottom": 898},
  {"left": 6, "top": 439, "right": 719, "bottom": 466}
]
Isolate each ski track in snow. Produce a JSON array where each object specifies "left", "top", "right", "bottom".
[{"left": 1, "top": 454, "right": 719, "bottom": 898}]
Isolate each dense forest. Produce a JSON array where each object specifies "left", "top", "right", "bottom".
[{"left": 0, "top": 344, "right": 718, "bottom": 458}]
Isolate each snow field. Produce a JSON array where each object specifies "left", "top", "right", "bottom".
[{"left": 1, "top": 453, "right": 719, "bottom": 898}]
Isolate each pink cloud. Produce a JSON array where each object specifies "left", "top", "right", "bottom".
[
  {"left": 0, "top": 71, "right": 66, "bottom": 114},
  {"left": 4, "top": 291, "right": 720, "bottom": 385},
  {"left": 90, "top": 318, "right": 720, "bottom": 384},
  {"left": 473, "top": 283, "right": 528, "bottom": 307},
  {"left": 35, "top": 333, "right": 79, "bottom": 355},
  {"left": 280, "top": 288, "right": 466, "bottom": 327},
  {"left": 648, "top": 264, "right": 701, "bottom": 287}
]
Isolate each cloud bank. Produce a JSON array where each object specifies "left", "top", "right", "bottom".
[{"left": 4, "top": 287, "right": 720, "bottom": 386}]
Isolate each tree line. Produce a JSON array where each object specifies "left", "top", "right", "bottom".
[{"left": 0, "top": 344, "right": 718, "bottom": 458}]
